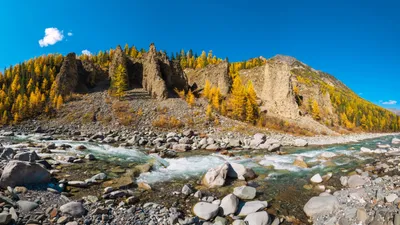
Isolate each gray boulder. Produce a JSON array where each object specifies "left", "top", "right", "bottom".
[
  {"left": 237, "top": 201, "right": 268, "bottom": 217},
  {"left": 0, "top": 148, "right": 14, "bottom": 160},
  {"left": 17, "top": 200, "right": 39, "bottom": 212},
  {"left": 60, "top": 202, "right": 87, "bottom": 217},
  {"left": 13, "top": 151, "right": 40, "bottom": 161},
  {"left": 192, "top": 202, "right": 219, "bottom": 220},
  {"left": 244, "top": 211, "right": 269, "bottom": 225},
  {"left": 227, "top": 163, "right": 256, "bottom": 180},
  {"left": 173, "top": 144, "right": 191, "bottom": 152},
  {"left": 303, "top": 196, "right": 339, "bottom": 218},
  {"left": 0, "top": 160, "right": 51, "bottom": 188},
  {"left": 202, "top": 163, "right": 228, "bottom": 188},
  {"left": 294, "top": 139, "right": 308, "bottom": 147},
  {"left": 233, "top": 186, "right": 256, "bottom": 200},
  {"left": 220, "top": 194, "right": 239, "bottom": 216},
  {"left": 347, "top": 175, "right": 366, "bottom": 188}
]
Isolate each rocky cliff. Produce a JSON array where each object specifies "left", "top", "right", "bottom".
[
  {"left": 184, "top": 62, "right": 231, "bottom": 95},
  {"left": 51, "top": 53, "right": 79, "bottom": 97}
]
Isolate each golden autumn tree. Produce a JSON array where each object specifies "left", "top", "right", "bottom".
[
  {"left": 245, "top": 81, "right": 259, "bottom": 123},
  {"left": 56, "top": 95, "right": 63, "bottom": 110},
  {"left": 228, "top": 76, "right": 246, "bottom": 120},
  {"left": 311, "top": 100, "right": 320, "bottom": 120},
  {"left": 211, "top": 87, "right": 222, "bottom": 110},
  {"left": 112, "top": 64, "right": 129, "bottom": 99},
  {"left": 203, "top": 80, "right": 212, "bottom": 99},
  {"left": 186, "top": 89, "right": 195, "bottom": 107}
]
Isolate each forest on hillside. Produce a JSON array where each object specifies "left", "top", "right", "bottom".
[{"left": 0, "top": 44, "right": 398, "bottom": 133}]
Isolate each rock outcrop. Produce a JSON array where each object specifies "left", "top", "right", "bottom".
[
  {"left": 142, "top": 44, "right": 169, "bottom": 99},
  {"left": 51, "top": 53, "right": 79, "bottom": 96},
  {"left": 261, "top": 59, "right": 299, "bottom": 119},
  {"left": 185, "top": 61, "right": 231, "bottom": 95}
]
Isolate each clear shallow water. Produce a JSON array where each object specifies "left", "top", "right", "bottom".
[{"left": 1, "top": 133, "right": 399, "bottom": 184}]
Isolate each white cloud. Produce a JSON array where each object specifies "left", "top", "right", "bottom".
[
  {"left": 82, "top": 50, "right": 92, "bottom": 56},
  {"left": 67, "top": 32, "right": 73, "bottom": 36},
  {"left": 39, "top": 28, "right": 64, "bottom": 47},
  {"left": 382, "top": 100, "right": 397, "bottom": 105}
]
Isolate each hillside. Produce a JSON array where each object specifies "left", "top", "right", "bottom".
[{"left": 0, "top": 43, "right": 398, "bottom": 135}]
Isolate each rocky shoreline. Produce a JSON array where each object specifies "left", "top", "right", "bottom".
[{"left": 0, "top": 127, "right": 399, "bottom": 225}]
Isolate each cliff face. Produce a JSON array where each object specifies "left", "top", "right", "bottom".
[
  {"left": 51, "top": 53, "right": 79, "bottom": 96},
  {"left": 261, "top": 60, "right": 300, "bottom": 119},
  {"left": 238, "top": 55, "right": 341, "bottom": 132},
  {"left": 184, "top": 61, "right": 231, "bottom": 95}
]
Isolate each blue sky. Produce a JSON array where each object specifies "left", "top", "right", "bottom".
[{"left": 1, "top": 0, "right": 399, "bottom": 109}]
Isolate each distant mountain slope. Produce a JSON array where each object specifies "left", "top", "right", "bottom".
[{"left": 0, "top": 44, "right": 398, "bottom": 134}]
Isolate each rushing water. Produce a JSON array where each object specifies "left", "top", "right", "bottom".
[{"left": 1, "top": 133, "right": 399, "bottom": 224}]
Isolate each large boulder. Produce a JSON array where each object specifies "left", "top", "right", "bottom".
[
  {"left": 244, "top": 211, "right": 270, "bottom": 225},
  {"left": 60, "top": 202, "right": 87, "bottom": 217},
  {"left": 0, "top": 161, "right": 51, "bottom": 188},
  {"left": 347, "top": 175, "right": 366, "bottom": 188},
  {"left": 220, "top": 194, "right": 239, "bottom": 216},
  {"left": 237, "top": 201, "right": 268, "bottom": 217},
  {"left": 202, "top": 163, "right": 229, "bottom": 188},
  {"left": 192, "top": 202, "right": 219, "bottom": 220},
  {"left": 227, "top": 163, "right": 256, "bottom": 180},
  {"left": 303, "top": 196, "right": 339, "bottom": 218},
  {"left": 233, "top": 186, "right": 257, "bottom": 200},
  {"left": 294, "top": 139, "right": 308, "bottom": 147},
  {"left": 0, "top": 148, "right": 14, "bottom": 160}
]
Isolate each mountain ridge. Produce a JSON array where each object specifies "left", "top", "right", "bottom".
[{"left": 0, "top": 43, "right": 398, "bottom": 135}]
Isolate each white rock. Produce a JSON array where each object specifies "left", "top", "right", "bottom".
[
  {"left": 227, "top": 163, "right": 256, "bottom": 180},
  {"left": 360, "top": 147, "right": 372, "bottom": 153},
  {"left": 318, "top": 152, "right": 337, "bottom": 159},
  {"left": 201, "top": 163, "right": 229, "bottom": 188},
  {"left": 385, "top": 194, "right": 398, "bottom": 203},
  {"left": 244, "top": 211, "right": 269, "bottom": 225},
  {"left": 192, "top": 202, "right": 219, "bottom": 220},
  {"left": 294, "top": 139, "right": 308, "bottom": 147},
  {"left": 237, "top": 201, "right": 268, "bottom": 217},
  {"left": 232, "top": 220, "right": 246, "bottom": 225},
  {"left": 220, "top": 194, "right": 239, "bottom": 216},
  {"left": 340, "top": 176, "right": 348, "bottom": 186},
  {"left": 347, "top": 175, "right": 366, "bottom": 188},
  {"left": 310, "top": 174, "right": 323, "bottom": 184},
  {"left": 303, "top": 196, "right": 339, "bottom": 218},
  {"left": 392, "top": 138, "right": 400, "bottom": 145},
  {"left": 233, "top": 186, "right": 256, "bottom": 200}
]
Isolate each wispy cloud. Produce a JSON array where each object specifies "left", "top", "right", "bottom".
[
  {"left": 39, "top": 28, "right": 64, "bottom": 47},
  {"left": 82, "top": 50, "right": 92, "bottom": 56},
  {"left": 382, "top": 100, "right": 397, "bottom": 105},
  {"left": 67, "top": 32, "right": 73, "bottom": 36}
]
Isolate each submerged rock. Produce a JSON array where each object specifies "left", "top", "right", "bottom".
[{"left": 293, "top": 156, "right": 308, "bottom": 168}]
